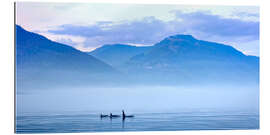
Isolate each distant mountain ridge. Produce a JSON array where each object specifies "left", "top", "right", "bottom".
[
  {"left": 90, "top": 34, "right": 259, "bottom": 84},
  {"left": 16, "top": 25, "right": 120, "bottom": 90},
  {"left": 16, "top": 25, "right": 259, "bottom": 89},
  {"left": 128, "top": 35, "right": 259, "bottom": 84},
  {"left": 88, "top": 44, "right": 152, "bottom": 67},
  {"left": 128, "top": 34, "right": 258, "bottom": 64},
  {"left": 16, "top": 25, "right": 117, "bottom": 70}
]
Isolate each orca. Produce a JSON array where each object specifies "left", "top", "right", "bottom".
[
  {"left": 122, "top": 110, "right": 134, "bottom": 119},
  {"left": 100, "top": 114, "right": 108, "bottom": 118},
  {"left": 110, "top": 113, "right": 120, "bottom": 118}
]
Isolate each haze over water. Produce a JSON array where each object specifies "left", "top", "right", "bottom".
[{"left": 16, "top": 85, "right": 259, "bottom": 133}]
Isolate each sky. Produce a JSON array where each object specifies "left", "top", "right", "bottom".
[{"left": 16, "top": 2, "right": 259, "bottom": 56}]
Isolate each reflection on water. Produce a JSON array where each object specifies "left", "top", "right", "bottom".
[
  {"left": 122, "top": 118, "right": 125, "bottom": 129},
  {"left": 16, "top": 111, "right": 259, "bottom": 133}
]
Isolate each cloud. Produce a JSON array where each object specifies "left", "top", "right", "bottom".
[
  {"left": 36, "top": 32, "right": 94, "bottom": 51},
  {"left": 46, "top": 17, "right": 172, "bottom": 51},
  {"left": 46, "top": 11, "right": 259, "bottom": 55},
  {"left": 173, "top": 11, "right": 259, "bottom": 40},
  {"left": 234, "top": 12, "right": 259, "bottom": 18}
]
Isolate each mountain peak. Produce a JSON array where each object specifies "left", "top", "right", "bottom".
[
  {"left": 156, "top": 34, "right": 197, "bottom": 47},
  {"left": 16, "top": 25, "right": 23, "bottom": 30},
  {"left": 167, "top": 34, "right": 196, "bottom": 41},
  {"left": 16, "top": 25, "right": 28, "bottom": 35},
  {"left": 102, "top": 44, "right": 133, "bottom": 48}
]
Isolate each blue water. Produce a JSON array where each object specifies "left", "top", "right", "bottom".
[{"left": 16, "top": 110, "right": 259, "bottom": 133}]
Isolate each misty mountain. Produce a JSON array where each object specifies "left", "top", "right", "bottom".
[
  {"left": 122, "top": 35, "right": 259, "bottom": 84},
  {"left": 89, "top": 44, "right": 152, "bottom": 67},
  {"left": 16, "top": 25, "right": 120, "bottom": 90},
  {"left": 16, "top": 24, "right": 259, "bottom": 89}
]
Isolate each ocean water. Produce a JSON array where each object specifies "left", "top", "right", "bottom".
[{"left": 16, "top": 110, "right": 259, "bottom": 133}]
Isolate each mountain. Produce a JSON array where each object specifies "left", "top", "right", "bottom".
[
  {"left": 123, "top": 35, "right": 259, "bottom": 84},
  {"left": 16, "top": 25, "right": 120, "bottom": 90},
  {"left": 88, "top": 44, "right": 152, "bottom": 67},
  {"left": 16, "top": 25, "right": 259, "bottom": 88}
]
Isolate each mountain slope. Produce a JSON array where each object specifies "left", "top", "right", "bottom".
[
  {"left": 16, "top": 25, "right": 120, "bottom": 90},
  {"left": 89, "top": 44, "right": 152, "bottom": 67},
  {"left": 124, "top": 35, "right": 259, "bottom": 84}
]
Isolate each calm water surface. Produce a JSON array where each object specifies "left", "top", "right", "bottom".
[{"left": 16, "top": 111, "right": 259, "bottom": 133}]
